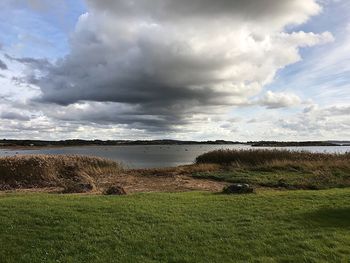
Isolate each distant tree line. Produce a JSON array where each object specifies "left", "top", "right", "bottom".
[
  {"left": 0, "top": 139, "right": 242, "bottom": 147},
  {"left": 0, "top": 139, "right": 346, "bottom": 147},
  {"left": 249, "top": 141, "right": 338, "bottom": 147}
]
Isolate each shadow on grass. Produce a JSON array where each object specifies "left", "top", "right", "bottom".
[{"left": 300, "top": 207, "right": 350, "bottom": 229}]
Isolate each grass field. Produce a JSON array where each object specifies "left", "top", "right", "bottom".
[{"left": 1, "top": 189, "right": 350, "bottom": 262}]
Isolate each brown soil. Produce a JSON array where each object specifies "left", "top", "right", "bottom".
[{"left": 97, "top": 173, "right": 227, "bottom": 194}]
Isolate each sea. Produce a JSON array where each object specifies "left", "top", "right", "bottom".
[{"left": 0, "top": 144, "right": 349, "bottom": 168}]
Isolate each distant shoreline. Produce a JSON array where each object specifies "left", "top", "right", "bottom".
[
  {"left": 0, "top": 139, "right": 242, "bottom": 148},
  {"left": 0, "top": 139, "right": 349, "bottom": 149},
  {"left": 250, "top": 142, "right": 350, "bottom": 147},
  {"left": 1, "top": 144, "right": 349, "bottom": 151}
]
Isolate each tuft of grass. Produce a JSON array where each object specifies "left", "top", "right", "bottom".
[
  {"left": 0, "top": 155, "right": 123, "bottom": 192},
  {"left": 0, "top": 189, "right": 349, "bottom": 262}
]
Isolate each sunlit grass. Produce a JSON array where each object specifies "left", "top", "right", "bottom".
[{"left": 0, "top": 189, "right": 349, "bottom": 262}]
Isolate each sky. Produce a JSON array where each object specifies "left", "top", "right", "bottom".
[{"left": 0, "top": 0, "right": 349, "bottom": 141}]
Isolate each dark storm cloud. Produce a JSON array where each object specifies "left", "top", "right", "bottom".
[
  {"left": 86, "top": 0, "right": 319, "bottom": 25},
  {"left": 31, "top": 0, "right": 326, "bottom": 132},
  {"left": 0, "top": 59, "right": 7, "bottom": 70},
  {"left": 45, "top": 101, "right": 228, "bottom": 132}
]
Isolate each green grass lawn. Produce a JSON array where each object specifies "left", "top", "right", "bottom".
[{"left": 1, "top": 189, "right": 350, "bottom": 262}]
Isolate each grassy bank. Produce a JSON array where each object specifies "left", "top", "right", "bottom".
[
  {"left": 0, "top": 189, "right": 349, "bottom": 262},
  {"left": 194, "top": 149, "right": 350, "bottom": 189}
]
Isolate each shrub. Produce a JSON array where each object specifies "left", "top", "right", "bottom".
[
  {"left": 222, "top": 183, "right": 254, "bottom": 194},
  {"left": 103, "top": 186, "right": 127, "bottom": 195}
]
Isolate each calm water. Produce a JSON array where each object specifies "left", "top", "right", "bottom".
[{"left": 0, "top": 144, "right": 349, "bottom": 168}]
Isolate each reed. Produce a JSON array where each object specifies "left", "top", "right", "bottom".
[
  {"left": 0, "top": 155, "right": 123, "bottom": 192},
  {"left": 195, "top": 149, "right": 350, "bottom": 166}
]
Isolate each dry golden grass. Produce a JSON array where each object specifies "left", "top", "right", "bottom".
[{"left": 0, "top": 155, "right": 123, "bottom": 192}]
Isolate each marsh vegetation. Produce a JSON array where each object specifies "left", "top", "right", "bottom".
[
  {"left": 0, "top": 155, "right": 123, "bottom": 193},
  {"left": 194, "top": 149, "right": 350, "bottom": 190},
  {"left": 1, "top": 149, "right": 349, "bottom": 193}
]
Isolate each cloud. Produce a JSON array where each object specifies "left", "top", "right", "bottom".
[
  {"left": 86, "top": 0, "right": 321, "bottom": 28},
  {"left": 18, "top": 0, "right": 332, "bottom": 132},
  {"left": 278, "top": 104, "right": 350, "bottom": 137},
  {"left": 324, "top": 105, "right": 350, "bottom": 116},
  {"left": 4, "top": 54, "right": 51, "bottom": 70},
  {"left": 0, "top": 59, "right": 7, "bottom": 70},
  {"left": 257, "top": 91, "right": 302, "bottom": 109},
  {"left": 0, "top": 111, "right": 30, "bottom": 121}
]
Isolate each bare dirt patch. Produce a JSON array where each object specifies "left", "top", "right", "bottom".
[{"left": 99, "top": 173, "right": 227, "bottom": 194}]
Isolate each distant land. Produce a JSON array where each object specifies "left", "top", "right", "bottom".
[
  {"left": 0, "top": 139, "right": 349, "bottom": 147},
  {"left": 0, "top": 139, "right": 241, "bottom": 147},
  {"left": 249, "top": 141, "right": 350, "bottom": 147}
]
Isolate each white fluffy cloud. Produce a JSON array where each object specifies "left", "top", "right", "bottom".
[
  {"left": 278, "top": 104, "right": 350, "bottom": 138},
  {"left": 257, "top": 91, "right": 302, "bottom": 109}
]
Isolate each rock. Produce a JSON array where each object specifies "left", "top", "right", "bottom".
[
  {"left": 277, "top": 179, "right": 289, "bottom": 188},
  {"left": 103, "top": 186, "right": 127, "bottom": 195},
  {"left": 222, "top": 183, "right": 254, "bottom": 194},
  {"left": 63, "top": 182, "right": 95, "bottom": 193}
]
